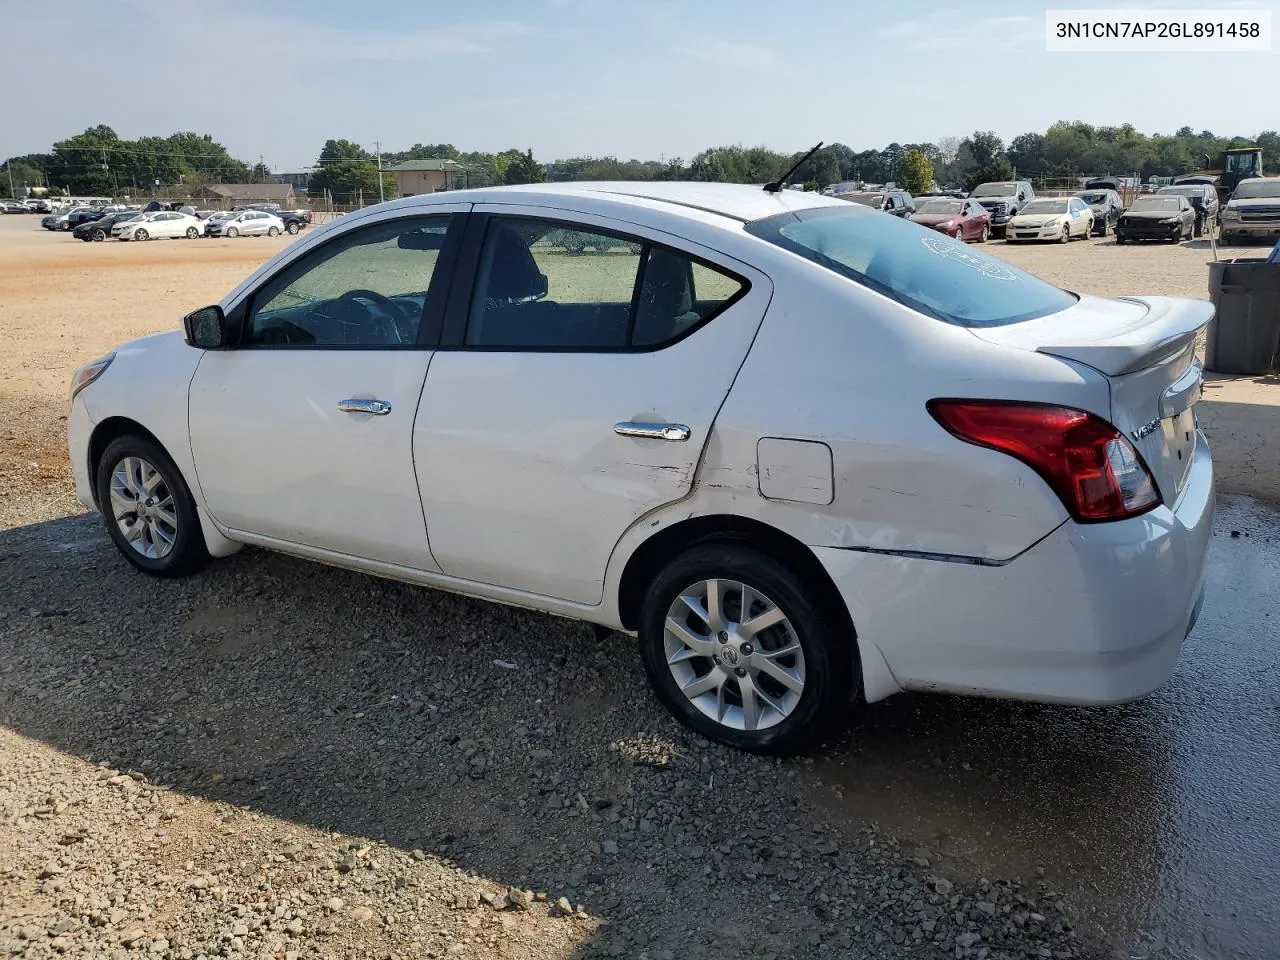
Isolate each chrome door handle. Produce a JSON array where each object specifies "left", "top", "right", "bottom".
[
  {"left": 614, "top": 421, "right": 691, "bottom": 442},
  {"left": 338, "top": 398, "right": 392, "bottom": 416}
]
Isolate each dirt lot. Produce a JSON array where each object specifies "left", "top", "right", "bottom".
[{"left": 2, "top": 213, "right": 1280, "bottom": 960}]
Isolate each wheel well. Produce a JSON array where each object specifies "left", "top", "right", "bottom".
[
  {"left": 86, "top": 417, "right": 166, "bottom": 508},
  {"left": 616, "top": 514, "right": 855, "bottom": 645}
]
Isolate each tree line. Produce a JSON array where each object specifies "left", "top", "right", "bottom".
[{"left": 7, "top": 122, "right": 1278, "bottom": 199}]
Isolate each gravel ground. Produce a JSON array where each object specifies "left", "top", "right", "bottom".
[{"left": 2, "top": 213, "right": 1276, "bottom": 960}]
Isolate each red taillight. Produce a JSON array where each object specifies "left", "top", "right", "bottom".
[{"left": 927, "top": 399, "right": 1161, "bottom": 522}]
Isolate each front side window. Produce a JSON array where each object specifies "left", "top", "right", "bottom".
[
  {"left": 245, "top": 216, "right": 450, "bottom": 347},
  {"left": 466, "top": 217, "right": 746, "bottom": 350},
  {"left": 747, "top": 205, "right": 1076, "bottom": 328}
]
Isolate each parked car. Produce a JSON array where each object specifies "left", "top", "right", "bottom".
[
  {"left": 968, "top": 181, "right": 1035, "bottom": 237},
  {"left": 67, "top": 183, "right": 1214, "bottom": 754},
  {"left": 908, "top": 197, "right": 992, "bottom": 241},
  {"left": 1156, "top": 184, "right": 1219, "bottom": 237},
  {"left": 276, "top": 210, "right": 310, "bottom": 235},
  {"left": 74, "top": 211, "right": 145, "bottom": 242},
  {"left": 1, "top": 199, "right": 28, "bottom": 214},
  {"left": 67, "top": 206, "right": 107, "bottom": 227},
  {"left": 1073, "top": 188, "right": 1125, "bottom": 236},
  {"left": 842, "top": 189, "right": 914, "bottom": 217},
  {"left": 204, "top": 209, "right": 285, "bottom": 238},
  {"left": 1218, "top": 178, "right": 1280, "bottom": 244},
  {"left": 1004, "top": 197, "right": 1093, "bottom": 243},
  {"left": 115, "top": 211, "right": 205, "bottom": 241},
  {"left": 43, "top": 206, "right": 94, "bottom": 231},
  {"left": 1115, "top": 195, "right": 1195, "bottom": 244}
]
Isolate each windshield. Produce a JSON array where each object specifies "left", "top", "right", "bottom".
[
  {"left": 1225, "top": 152, "right": 1261, "bottom": 173},
  {"left": 916, "top": 199, "right": 963, "bottom": 215},
  {"left": 1233, "top": 179, "right": 1280, "bottom": 200},
  {"left": 1078, "top": 192, "right": 1108, "bottom": 204},
  {"left": 745, "top": 206, "right": 1076, "bottom": 328},
  {"left": 845, "top": 193, "right": 885, "bottom": 209},
  {"left": 1129, "top": 197, "right": 1182, "bottom": 212},
  {"left": 971, "top": 182, "right": 1017, "bottom": 197},
  {"left": 1020, "top": 200, "right": 1067, "bottom": 215}
]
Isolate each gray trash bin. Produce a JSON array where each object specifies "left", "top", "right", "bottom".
[{"left": 1206, "top": 258, "right": 1280, "bottom": 375}]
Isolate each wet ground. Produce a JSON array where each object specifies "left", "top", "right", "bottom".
[{"left": 816, "top": 494, "right": 1280, "bottom": 958}]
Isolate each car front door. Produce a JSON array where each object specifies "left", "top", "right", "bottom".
[
  {"left": 188, "top": 205, "right": 469, "bottom": 568},
  {"left": 412, "top": 206, "right": 772, "bottom": 604}
]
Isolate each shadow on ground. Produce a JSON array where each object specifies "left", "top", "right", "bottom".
[{"left": 2, "top": 498, "right": 1278, "bottom": 958}]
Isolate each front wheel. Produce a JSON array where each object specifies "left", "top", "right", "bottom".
[
  {"left": 95, "top": 435, "right": 210, "bottom": 578},
  {"left": 91, "top": 228, "right": 106, "bottom": 241},
  {"left": 638, "top": 543, "right": 853, "bottom": 755},
  {"left": 1116, "top": 234, "right": 1127, "bottom": 244},
  {"left": 1059, "top": 224, "right": 1070, "bottom": 244},
  {"left": 133, "top": 228, "right": 149, "bottom": 241}
]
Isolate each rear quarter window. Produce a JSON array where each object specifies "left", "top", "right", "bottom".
[{"left": 746, "top": 205, "right": 1077, "bottom": 328}]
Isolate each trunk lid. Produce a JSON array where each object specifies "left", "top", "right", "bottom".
[{"left": 970, "top": 295, "right": 1213, "bottom": 504}]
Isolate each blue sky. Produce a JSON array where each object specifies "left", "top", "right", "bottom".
[{"left": 2, "top": 0, "right": 1276, "bottom": 168}]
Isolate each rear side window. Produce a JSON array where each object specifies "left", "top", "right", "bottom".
[
  {"left": 746, "top": 206, "right": 1077, "bottom": 328},
  {"left": 466, "top": 217, "right": 747, "bottom": 350}
]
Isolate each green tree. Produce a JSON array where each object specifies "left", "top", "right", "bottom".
[
  {"left": 898, "top": 148, "right": 934, "bottom": 195},
  {"left": 309, "top": 139, "right": 386, "bottom": 203},
  {"left": 503, "top": 149, "right": 545, "bottom": 185}
]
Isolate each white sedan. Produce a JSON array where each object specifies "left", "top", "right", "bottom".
[
  {"left": 116, "top": 211, "right": 205, "bottom": 241},
  {"left": 1005, "top": 196, "right": 1094, "bottom": 243},
  {"left": 67, "top": 182, "right": 1213, "bottom": 754},
  {"left": 204, "top": 209, "right": 285, "bottom": 238}
]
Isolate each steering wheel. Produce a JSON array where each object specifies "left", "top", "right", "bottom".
[{"left": 335, "top": 289, "right": 413, "bottom": 344}]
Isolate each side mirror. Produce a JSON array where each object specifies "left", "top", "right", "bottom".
[{"left": 183, "top": 305, "right": 228, "bottom": 349}]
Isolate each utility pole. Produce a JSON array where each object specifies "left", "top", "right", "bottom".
[
  {"left": 375, "top": 141, "right": 384, "bottom": 203},
  {"left": 4, "top": 162, "right": 13, "bottom": 198}
]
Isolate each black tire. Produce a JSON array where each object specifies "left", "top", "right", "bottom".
[
  {"left": 1116, "top": 234, "right": 1126, "bottom": 244},
  {"left": 95, "top": 434, "right": 210, "bottom": 578},
  {"left": 637, "top": 542, "right": 854, "bottom": 755},
  {"left": 186, "top": 226, "right": 199, "bottom": 239},
  {"left": 92, "top": 228, "right": 106, "bottom": 242},
  {"left": 1059, "top": 224, "right": 1070, "bottom": 244},
  {"left": 226, "top": 226, "right": 238, "bottom": 238},
  {"left": 268, "top": 226, "right": 280, "bottom": 237},
  {"left": 134, "top": 228, "right": 149, "bottom": 241},
  {"left": 286, "top": 222, "right": 300, "bottom": 235}
]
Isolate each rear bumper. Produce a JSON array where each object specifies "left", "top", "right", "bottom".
[{"left": 814, "top": 432, "right": 1214, "bottom": 705}]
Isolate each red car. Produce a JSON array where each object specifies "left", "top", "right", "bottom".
[{"left": 908, "top": 197, "right": 992, "bottom": 242}]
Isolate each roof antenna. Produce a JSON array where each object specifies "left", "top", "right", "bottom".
[{"left": 764, "top": 141, "right": 823, "bottom": 193}]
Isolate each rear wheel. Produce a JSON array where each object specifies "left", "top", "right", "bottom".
[
  {"left": 268, "top": 225, "right": 280, "bottom": 237},
  {"left": 286, "top": 222, "right": 300, "bottom": 235},
  {"left": 95, "top": 435, "right": 210, "bottom": 578},
  {"left": 978, "top": 223, "right": 989, "bottom": 243},
  {"left": 638, "top": 543, "right": 853, "bottom": 755}
]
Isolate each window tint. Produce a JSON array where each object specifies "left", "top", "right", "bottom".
[
  {"left": 746, "top": 205, "right": 1076, "bottom": 328},
  {"left": 245, "top": 216, "right": 450, "bottom": 347},
  {"left": 467, "top": 219, "right": 641, "bottom": 348},
  {"left": 631, "top": 251, "right": 745, "bottom": 347}
]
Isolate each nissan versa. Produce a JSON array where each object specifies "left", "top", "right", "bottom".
[{"left": 67, "top": 182, "right": 1213, "bottom": 754}]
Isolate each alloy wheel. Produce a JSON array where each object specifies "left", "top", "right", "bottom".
[
  {"left": 109, "top": 456, "right": 178, "bottom": 560},
  {"left": 663, "top": 578, "right": 805, "bottom": 732}
]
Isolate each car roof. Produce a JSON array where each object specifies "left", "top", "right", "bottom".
[{"left": 372, "top": 181, "right": 845, "bottom": 226}]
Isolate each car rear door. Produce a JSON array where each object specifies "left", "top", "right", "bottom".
[{"left": 412, "top": 205, "right": 772, "bottom": 604}]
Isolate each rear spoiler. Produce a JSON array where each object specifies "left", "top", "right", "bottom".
[{"left": 1034, "top": 297, "right": 1213, "bottom": 376}]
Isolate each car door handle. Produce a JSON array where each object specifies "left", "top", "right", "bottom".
[
  {"left": 614, "top": 421, "right": 691, "bottom": 442},
  {"left": 338, "top": 398, "right": 392, "bottom": 416}
]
